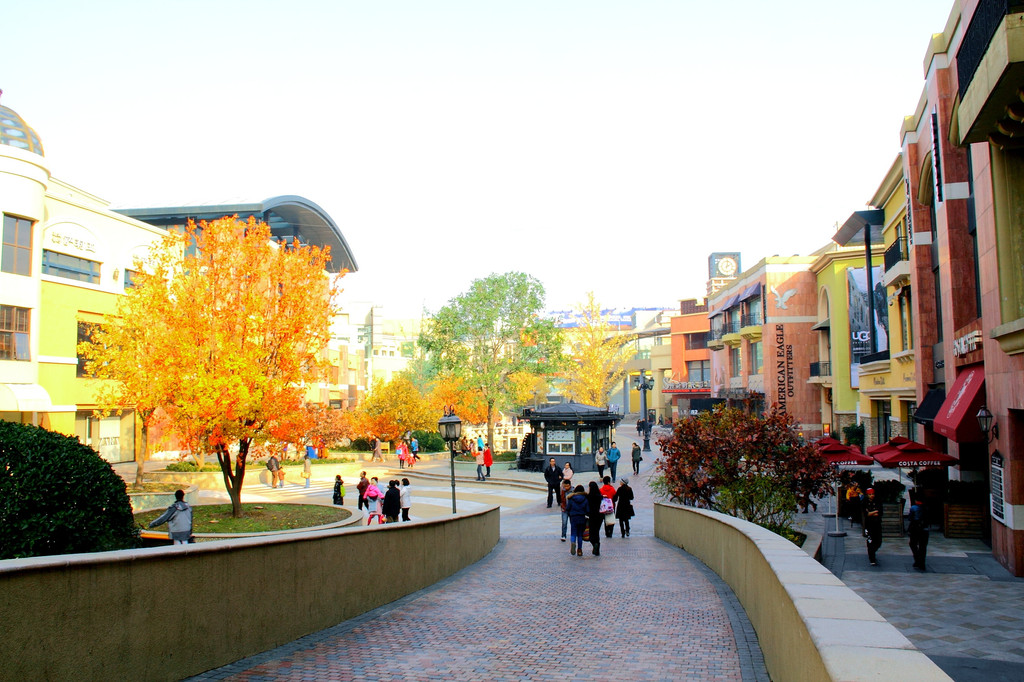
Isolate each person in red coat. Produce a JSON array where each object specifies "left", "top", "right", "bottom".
[{"left": 483, "top": 444, "right": 493, "bottom": 478}]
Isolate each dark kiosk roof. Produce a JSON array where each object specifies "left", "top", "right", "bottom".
[{"left": 521, "top": 403, "right": 623, "bottom": 423}]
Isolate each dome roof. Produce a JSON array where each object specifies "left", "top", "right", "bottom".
[{"left": 0, "top": 93, "right": 44, "bottom": 156}]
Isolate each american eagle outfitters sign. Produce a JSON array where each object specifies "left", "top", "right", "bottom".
[{"left": 775, "top": 324, "right": 794, "bottom": 412}]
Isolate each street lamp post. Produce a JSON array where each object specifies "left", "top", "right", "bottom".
[
  {"left": 438, "top": 407, "right": 463, "bottom": 514},
  {"left": 633, "top": 370, "right": 654, "bottom": 452}
]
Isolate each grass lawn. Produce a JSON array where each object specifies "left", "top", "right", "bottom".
[{"left": 135, "top": 503, "right": 352, "bottom": 534}]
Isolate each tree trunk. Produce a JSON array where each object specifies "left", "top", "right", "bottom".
[
  {"left": 134, "top": 422, "right": 148, "bottom": 486},
  {"left": 486, "top": 401, "right": 495, "bottom": 452},
  {"left": 133, "top": 409, "right": 154, "bottom": 487},
  {"left": 217, "top": 439, "right": 249, "bottom": 518}
]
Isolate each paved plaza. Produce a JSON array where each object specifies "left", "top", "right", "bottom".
[
  {"left": 182, "top": 438, "right": 769, "bottom": 681},
  {"left": 124, "top": 433, "right": 1024, "bottom": 681}
]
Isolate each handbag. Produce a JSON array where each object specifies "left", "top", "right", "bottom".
[
  {"left": 599, "top": 497, "right": 614, "bottom": 515},
  {"left": 583, "top": 526, "right": 590, "bottom": 542}
]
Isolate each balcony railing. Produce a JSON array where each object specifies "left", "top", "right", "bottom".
[
  {"left": 741, "top": 312, "right": 763, "bottom": 328},
  {"left": 957, "top": 0, "right": 1024, "bottom": 97},
  {"left": 809, "top": 361, "right": 831, "bottom": 377},
  {"left": 723, "top": 319, "right": 742, "bottom": 335},
  {"left": 883, "top": 236, "right": 909, "bottom": 272}
]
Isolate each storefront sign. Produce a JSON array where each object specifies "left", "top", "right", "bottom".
[
  {"left": 991, "top": 452, "right": 1005, "bottom": 523},
  {"left": 953, "top": 329, "right": 982, "bottom": 358},
  {"left": 663, "top": 379, "right": 710, "bottom": 393},
  {"left": 775, "top": 324, "right": 793, "bottom": 412},
  {"left": 43, "top": 222, "right": 99, "bottom": 258}
]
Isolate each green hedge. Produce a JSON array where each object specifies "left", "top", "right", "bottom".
[{"left": 0, "top": 421, "right": 139, "bottom": 559}]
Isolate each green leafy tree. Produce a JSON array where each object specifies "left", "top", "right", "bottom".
[
  {"left": 419, "top": 272, "right": 564, "bottom": 448},
  {"left": 562, "top": 292, "right": 633, "bottom": 406},
  {"left": 654, "top": 405, "right": 833, "bottom": 534}
]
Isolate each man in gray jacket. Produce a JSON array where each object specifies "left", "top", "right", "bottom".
[{"left": 148, "top": 489, "right": 193, "bottom": 544}]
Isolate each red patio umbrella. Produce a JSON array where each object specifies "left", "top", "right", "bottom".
[
  {"left": 815, "top": 439, "right": 873, "bottom": 533},
  {"left": 871, "top": 439, "right": 958, "bottom": 468},
  {"left": 817, "top": 439, "right": 873, "bottom": 466},
  {"left": 866, "top": 436, "right": 916, "bottom": 456}
]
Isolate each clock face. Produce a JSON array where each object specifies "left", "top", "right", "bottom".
[{"left": 718, "top": 257, "right": 737, "bottom": 276}]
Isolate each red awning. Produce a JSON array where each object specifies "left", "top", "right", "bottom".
[{"left": 933, "top": 366, "right": 986, "bottom": 443}]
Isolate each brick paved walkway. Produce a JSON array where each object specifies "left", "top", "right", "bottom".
[{"left": 190, "top": 435, "right": 769, "bottom": 681}]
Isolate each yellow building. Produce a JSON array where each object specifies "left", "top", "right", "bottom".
[
  {"left": 858, "top": 157, "right": 918, "bottom": 446},
  {"left": 1, "top": 99, "right": 166, "bottom": 461}
]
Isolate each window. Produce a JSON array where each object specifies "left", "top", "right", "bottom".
[
  {"left": 124, "top": 269, "right": 140, "bottom": 288},
  {"left": 875, "top": 400, "right": 891, "bottom": 444},
  {"left": 685, "top": 332, "right": 708, "bottom": 350},
  {"left": 750, "top": 341, "right": 763, "bottom": 375},
  {"left": 906, "top": 402, "right": 917, "bottom": 442},
  {"left": 729, "top": 347, "right": 742, "bottom": 377},
  {"left": 898, "top": 288, "right": 913, "bottom": 351},
  {"left": 2, "top": 215, "right": 33, "bottom": 276},
  {"left": 77, "top": 322, "right": 100, "bottom": 377},
  {"left": 0, "top": 305, "right": 30, "bottom": 361},
  {"left": 687, "top": 360, "right": 710, "bottom": 382},
  {"left": 42, "top": 249, "right": 100, "bottom": 284}
]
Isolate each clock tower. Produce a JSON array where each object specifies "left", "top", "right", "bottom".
[{"left": 707, "top": 252, "right": 741, "bottom": 295}]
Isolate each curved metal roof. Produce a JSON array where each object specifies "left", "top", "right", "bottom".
[{"left": 116, "top": 195, "right": 357, "bottom": 273}]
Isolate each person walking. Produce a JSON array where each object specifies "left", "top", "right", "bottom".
[
  {"left": 476, "top": 434, "right": 484, "bottom": 452},
  {"left": 302, "top": 453, "right": 312, "bottom": 488},
  {"left": 558, "top": 478, "right": 572, "bottom": 542},
  {"left": 862, "top": 487, "right": 883, "bottom": 566},
  {"left": 475, "top": 448, "right": 486, "bottom": 481},
  {"left": 483, "top": 444, "right": 493, "bottom": 478},
  {"left": 908, "top": 492, "right": 929, "bottom": 570},
  {"left": 631, "top": 443, "right": 642, "bottom": 475},
  {"left": 606, "top": 442, "right": 622, "bottom": 482},
  {"left": 565, "top": 484, "right": 589, "bottom": 557},
  {"left": 364, "top": 479, "right": 384, "bottom": 524},
  {"left": 148, "top": 489, "right": 193, "bottom": 545},
  {"left": 382, "top": 480, "right": 402, "bottom": 523},
  {"left": 845, "top": 482, "right": 862, "bottom": 527},
  {"left": 586, "top": 481, "right": 603, "bottom": 556},
  {"left": 357, "top": 472, "right": 369, "bottom": 511},
  {"left": 372, "top": 436, "right": 383, "bottom": 463},
  {"left": 562, "top": 462, "right": 574, "bottom": 487},
  {"left": 594, "top": 446, "right": 608, "bottom": 479},
  {"left": 400, "top": 478, "right": 412, "bottom": 522},
  {"left": 397, "top": 440, "right": 407, "bottom": 469},
  {"left": 266, "top": 453, "right": 282, "bottom": 488},
  {"left": 332, "top": 475, "right": 345, "bottom": 506},
  {"left": 636, "top": 419, "right": 642, "bottom": 437},
  {"left": 410, "top": 436, "right": 420, "bottom": 462},
  {"left": 599, "top": 476, "right": 616, "bottom": 538},
  {"left": 544, "top": 458, "right": 563, "bottom": 508},
  {"left": 613, "top": 478, "right": 635, "bottom": 537}
]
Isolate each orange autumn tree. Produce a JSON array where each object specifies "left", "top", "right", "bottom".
[
  {"left": 427, "top": 372, "right": 488, "bottom": 426},
  {"left": 86, "top": 216, "right": 340, "bottom": 517},
  {"left": 353, "top": 375, "right": 435, "bottom": 443}
]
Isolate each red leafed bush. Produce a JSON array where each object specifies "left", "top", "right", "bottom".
[{"left": 655, "top": 405, "right": 833, "bottom": 530}]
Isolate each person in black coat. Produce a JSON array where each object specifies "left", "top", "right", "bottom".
[
  {"left": 613, "top": 478, "right": 635, "bottom": 538},
  {"left": 587, "top": 481, "right": 603, "bottom": 556},
  {"left": 382, "top": 479, "right": 402, "bottom": 523},
  {"left": 543, "top": 457, "right": 563, "bottom": 508}
]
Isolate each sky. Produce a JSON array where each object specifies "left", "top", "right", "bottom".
[{"left": 5, "top": 0, "right": 955, "bottom": 319}]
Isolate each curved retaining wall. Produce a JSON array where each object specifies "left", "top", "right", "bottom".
[
  {"left": 654, "top": 502, "right": 951, "bottom": 682},
  {"left": 0, "top": 507, "right": 499, "bottom": 682}
]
